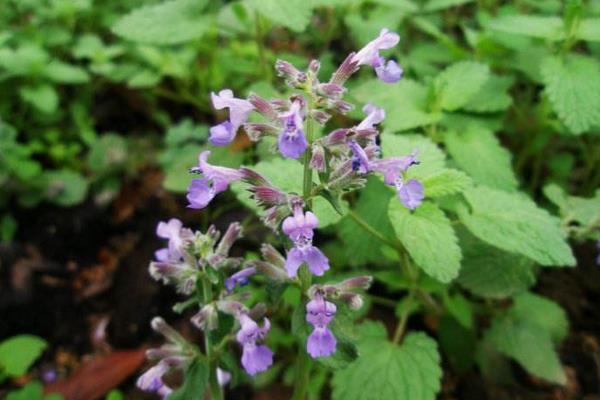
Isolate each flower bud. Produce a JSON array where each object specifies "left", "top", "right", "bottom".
[
  {"left": 248, "top": 93, "right": 278, "bottom": 120},
  {"left": 191, "top": 304, "right": 219, "bottom": 331},
  {"left": 330, "top": 52, "right": 359, "bottom": 85},
  {"left": 251, "top": 260, "right": 288, "bottom": 281},
  {"left": 249, "top": 186, "right": 288, "bottom": 208},
  {"left": 216, "top": 222, "right": 243, "bottom": 256},
  {"left": 311, "top": 110, "right": 331, "bottom": 125},
  {"left": 261, "top": 244, "right": 286, "bottom": 268},
  {"left": 317, "top": 83, "right": 345, "bottom": 99},
  {"left": 244, "top": 123, "right": 278, "bottom": 141},
  {"left": 275, "top": 59, "right": 307, "bottom": 87},
  {"left": 309, "top": 59, "right": 321, "bottom": 74},
  {"left": 151, "top": 317, "right": 186, "bottom": 345},
  {"left": 310, "top": 143, "right": 326, "bottom": 172}
]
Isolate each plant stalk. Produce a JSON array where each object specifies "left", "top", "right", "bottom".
[{"left": 201, "top": 278, "right": 223, "bottom": 400}]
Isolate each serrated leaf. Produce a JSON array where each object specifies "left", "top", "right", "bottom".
[
  {"left": 463, "top": 75, "right": 514, "bottom": 113},
  {"left": 457, "top": 186, "right": 575, "bottom": 267},
  {"left": 543, "top": 184, "right": 600, "bottom": 227},
  {"left": 423, "top": 0, "right": 473, "bottom": 12},
  {"left": 87, "top": 134, "right": 127, "bottom": 173},
  {"left": 444, "top": 293, "right": 473, "bottom": 329},
  {"left": 245, "top": 0, "right": 313, "bottom": 32},
  {"left": 6, "top": 381, "right": 44, "bottom": 400},
  {"left": 389, "top": 201, "right": 461, "bottom": 283},
  {"left": 353, "top": 79, "right": 440, "bottom": 132},
  {"left": 575, "top": 18, "right": 600, "bottom": 42},
  {"left": 19, "top": 84, "right": 58, "bottom": 114},
  {"left": 169, "top": 359, "right": 209, "bottom": 400},
  {"left": 339, "top": 177, "right": 396, "bottom": 266},
  {"left": 112, "top": 0, "right": 210, "bottom": 45},
  {"left": 457, "top": 229, "right": 536, "bottom": 299},
  {"left": 511, "top": 292, "right": 568, "bottom": 343},
  {"left": 485, "top": 308, "right": 566, "bottom": 384},
  {"left": 444, "top": 127, "right": 518, "bottom": 191},
  {"left": 487, "top": 15, "right": 566, "bottom": 41},
  {"left": 231, "top": 158, "right": 343, "bottom": 228},
  {"left": 332, "top": 332, "right": 441, "bottom": 400},
  {"left": 541, "top": 54, "right": 600, "bottom": 134},
  {"left": 0, "top": 335, "right": 47, "bottom": 376},
  {"left": 422, "top": 168, "right": 472, "bottom": 198},
  {"left": 435, "top": 61, "right": 489, "bottom": 111}
]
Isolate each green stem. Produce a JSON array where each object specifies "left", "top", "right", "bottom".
[
  {"left": 290, "top": 347, "right": 311, "bottom": 400},
  {"left": 254, "top": 11, "right": 271, "bottom": 82},
  {"left": 201, "top": 278, "right": 223, "bottom": 400},
  {"left": 392, "top": 289, "right": 416, "bottom": 344},
  {"left": 303, "top": 102, "right": 315, "bottom": 207}
]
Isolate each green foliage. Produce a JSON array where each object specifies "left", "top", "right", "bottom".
[
  {"left": 484, "top": 293, "right": 568, "bottom": 384},
  {"left": 457, "top": 230, "right": 536, "bottom": 299},
  {"left": 0, "top": 335, "right": 47, "bottom": 377},
  {"left": 541, "top": 54, "right": 600, "bottom": 134},
  {"left": 246, "top": 0, "right": 314, "bottom": 32},
  {"left": 169, "top": 359, "right": 209, "bottom": 400},
  {"left": 463, "top": 75, "right": 514, "bottom": 113},
  {"left": 421, "top": 168, "right": 472, "bottom": 198},
  {"left": 332, "top": 331, "right": 442, "bottom": 400},
  {"left": 457, "top": 186, "right": 576, "bottom": 267},
  {"left": 487, "top": 15, "right": 566, "bottom": 41},
  {"left": 42, "top": 170, "right": 89, "bottom": 207},
  {"left": 389, "top": 201, "right": 461, "bottom": 283},
  {"left": 443, "top": 127, "right": 518, "bottom": 191},
  {"left": 6, "top": 381, "right": 63, "bottom": 400},
  {"left": 434, "top": 61, "right": 490, "bottom": 111},
  {"left": 112, "top": 0, "right": 211, "bottom": 45}
]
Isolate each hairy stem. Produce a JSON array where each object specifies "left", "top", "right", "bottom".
[
  {"left": 201, "top": 278, "right": 223, "bottom": 400},
  {"left": 303, "top": 102, "right": 315, "bottom": 207},
  {"left": 291, "top": 346, "right": 311, "bottom": 400}
]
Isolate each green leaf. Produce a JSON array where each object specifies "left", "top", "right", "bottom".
[
  {"left": 444, "top": 127, "right": 518, "bottom": 191},
  {"left": 112, "top": 0, "right": 211, "bottom": 45},
  {"left": 485, "top": 294, "right": 565, "bottom": 383},
  {"left": 338, "top": 177, "right": 396, "bottom": 266},
  {"left": 165, "top": 119, "right": 208, "bottom": 146},
  {"left": 487, "top": 15, "right": 566, "bottom": 41},
  {"left": 423, "top": 0, "right": 473, "bottom": 12},
  {"left": 353, "top": 80, "right": 440, "bottom": 132},
  {"left": 245, "top": 0, "right": 313, "bottom": 32},
  {"left": 44, "top": 60, "right": 89, "bottom": 84},
  {"left": 0, "top": 335, "right": 47, "bottom": 377},
  {"left": 1, "top": 214, "right": 17, "bottom": 243},
  {"left": 543, "top": 184, "right": 600, "bottom": 227},
  {"left": 444, "top": 293, "right": 473, "bottom": 330},
  {"left": 511, "top": 292, "right": 568, "bottom": 343},
  {"left": 169, "top": 359, "right": 209, "bottom": 400},
  {"left": 87, "top": 134, "right": 127, "bottom": 173},
  {"left": 389, "top": 201, "right": 461, "bottom": 283},
  {"left": 42, "top": 170, "right": 89, "bottom": 206},
  {"left": 421, "top": 168, "right": 472, "bottom": 198},
  {"left": 435, "top": 61, "right": 489, "bottom": 111},
  {"left": 457, "top": 186, "right": 576, "bottom": 266},
  {"left": 20, "top": 84, "right": 58, "bottom": 114},
  {"left": 6, "top": 381, "right": 45, "bottom": 400},
  {"left": 457, "top": 229, "right": 536, "bottom": 299},
  {"left": 332, "top": 333, "right": 442, "bottom": 400},
  {"left": 231, "top": 157, "right": 343, "bottom": 228},
  {"left": 105, "top": 390, "right": 123, "bottom": 400},
  {"left": 576, "top": 18, "right": 600, "bottom": 42},
  {"left": 463, "top": 75, "right": 514, "bottom": 113},
  {"left": 541, "top": 54, "right": 600, "bottom": 134}
]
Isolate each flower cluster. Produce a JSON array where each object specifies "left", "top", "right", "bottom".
[{"left": 139, "top": 27, "right": 419, "bottom": 395}]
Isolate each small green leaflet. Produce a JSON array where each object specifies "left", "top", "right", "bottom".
[
  {"left": 353, "top": 79, "right": 439, "bottom": 132},
  {"left": 19, "top": 84, "right": 58, "bottom": 114},
  {"left": 484, "top": 293, "right": 568, "bottom": 384},
  {"left": 42, "top": 170, "right": 89, "bottom": 207},
  {"left": 169, "top": 359, "right": 209, "bottom": 400},
  {"left": 245, "top": 0, "right": 313, "bottom": 32},
  {"left": 541, "top": 54, "right": 600, "bottom": 134},
  {"left": 543, "top": 183, "right": 600, "bottom": 228},
  {"left": 458, "top": 186, "right": 575, "bottom": 267},
  {"left": 463, "top": 75, "right": 514, "bottom": 113},
  {"left": 423, "top": 0, "right": 474, "bottom": 12},
  {"left": 332, "top": 332, "right": 442, "bottom": 400},
  {"left": 0, "top": 335, "right": 47, "bottom": 377},
  {"left": 444, "top": 127, "right": 518, "bottom": 191},
  {"left": 434, "top": 61, "right": 489, "bottom": 111},
  {"left": 576, "top": 18, "right": 600, "bottom": 43},
  {"left": 421, "top": 169, "right": 472, "bottom": 198},
  {"left": 487, "top": 15, "right": 566, "bottom": 41},
  {"left": 457, "top": 229, "right": 536, "bottom": 299},
  {"left": 389, "top": 201, "right": 461, "bottom": 283},
  {"left": 112, "top": 0, "right": 211, "bottom": 45}
]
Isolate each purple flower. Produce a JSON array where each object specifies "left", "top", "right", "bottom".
[
  {"left": 351, "top": 29, "right": 401, "bottom": 83},
  {"left": 278, "top": 100, "right": 308, "bottom": 159},
  {"left": 137, "top": 361, "right": 171, "bottom": 395},
  {"left": 187, "top": 151, "right": 244, "bottom": 209},
  {"left": 156, "top": 218, "right": 190, "bottom": 261},
  {"left": 217, "top": 368, "right": 231, "bottom": 386},
  {"left": 306, "top": 294, "right": 337, "bottom": 358},
  {"left": 225, "top": 266, "right": 257, "bottom": 292},
  {"left": 285, "top": 245, "right": 330, "bottom": 277},
  {"left": 396, "top": 178, "right": 424, "bottom": 210},
  {"left": 236, "top": 314, "right": 273, "bottom": 375},
  {"left": 210, "top": 89, "right": 254, "bottom": 146},
  {"left": 282, "top": 205, "right": 330, "bottom": 277},
  {"left": 349, "top": 140, "right": 371, "bottom": 174},
  {"left": 356, "top": 104, "right": 385, "bottom": 131}
]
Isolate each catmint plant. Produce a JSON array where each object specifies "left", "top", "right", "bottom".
[{"left": 138, "top": 28, "right": 420, "bottom": 399}]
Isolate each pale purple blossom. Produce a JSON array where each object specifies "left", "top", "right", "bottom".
[
  {"left": 282, "top": 205, "right": 330, "bottom": 277},
  {"left": 156, "top": 218, "right": 190, "bottom": 261},
  {"left": 351, "top": 29, "right": 402, "bottom": 83},
  {"left": 187, "top": 151, "right": 244, "bottom": 209},
  {"left": 396, "top": 179, "right": 424, "bottom": 210},
  {"left": 356, "top": 104, "right": 385, "bottom": 131},
  {"left": 210, "top": 89, "right": 254, "bottom": 146},
  {"left": 278, "top": 100, "right": 308, "bottom": 159},
  {"left": 137, "top": 361, "right": 169, "bottom": 393},
  {"left": 217, "top": 368, "right": 231, "bottom": 386},
  {"left": 236, "top": 314, "right": 273, "bottom": 375},
  {"left": 306, "top": 294, "right": 337, "bottom": 358},
  {"left": 225, "top": 267, "right": 257, "bottom": 292}
]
